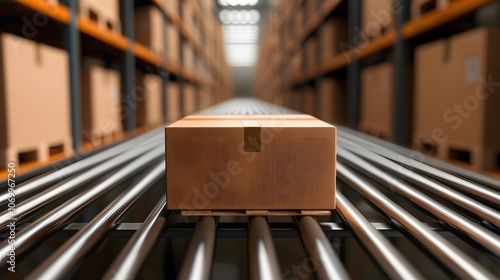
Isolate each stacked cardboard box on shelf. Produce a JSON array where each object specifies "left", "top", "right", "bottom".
[
  {"left": 136, "top": 73, "right": 163, "bottom": 128},
  {"left": 303, "top": 87, "right": 316, "bottom": 116},
  {"left": 183, "top": 84, "right": 197, "bottom": 116},
  {"left": 361, "top": 0, "right": 393, "bottom": 38},
  {"left": 167, "top": 81, "right": 180, "bottom": 122},
  {"left": 0, "top": 33, "right": 72, "bottom": 168},
  {"left": 162, "top": 0, "right": 179, "bottom": 14},
  {"left": 81, "top": 60, "right": 122, "bottom": 143},
  {"left": 321, "top": 17, "right": 347, "bottom": 61},
  {"left": 319, "top": 78, "right": 347, "bottom": 125},
  {"left": 306, "top": 0, "right": 318, "bottom": 19},
  {"left": 411, "top": 0, "right": 453, "bottom": 20},
  {"left": 183, "top": 42, "right": 194, "bottom": 72},
  {"left": 79, "top": 0, "right": 121, "bottom": 33},
  {"left": 286, "top": 90, "right": 302, "bottom": 112},
  {"left": 305, "top": 37, "right": 318, "bottom": 71},
  {"left": 359, "top": 62, "right": 394, "bottom": 141},
  {"left": 166, "top": 23, "right": 180, "bottom": 64},
  {"left": 134, "top": 6, "right": 164, "bottom": 58},
  {"left": 413, "top": 27, "right": 500, "bottom": 170}
]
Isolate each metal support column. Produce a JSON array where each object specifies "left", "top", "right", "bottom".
[
  {"left": 393, "top": 0, "right": 411, "bottom": 145},
  {"left": 121, "top": 0, "right": 136, "bottom": 132},
  {"left": 64, "top": 0, "right": 81, "bottom": 151},
  {"left": 314, "top": 0, "right": 324, "bottom": 118},
  {"left": 347, "top": 0, "right": 361, "bottom": 128},
  {"left": 178, "top": 2, "right": 185, "bottom": 117},
  {"left": 162, "top": 10, "right": 169, "bottom": 124}
]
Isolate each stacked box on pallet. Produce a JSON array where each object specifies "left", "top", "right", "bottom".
[
  {"left": 136, "top": 73, "right": 163, "bottom": 128},
  {"left": 167, "top": 81, "right": 180, "bottom": 122},
  {"left": 79, "top": 0, "right": 121, "bottom": 33},
  {"left": 183, "top": 42, "right": 194, "bottom": 72},
  {"left": 305, "top": 37, "right": 317, "bottom": 71},
  {"left": 0, "top": 33, "right": 72, "bottom": 168},
  {"left": 182, "top": 0, "right": 197, "bottom": 39},
  {"left": 183, "top": 84, "right": 197, "bottom": 116},
  {"left": 359, "top": 62, "right": 394, "bottom": 141},
  {"left": 411, "top": 0, "right": 453, "bottom": 20},
  {"left": 289, "top": 50, "right": 303, "bottom": 85},
  {"left": 166, "top": 23, "right": 180, "bottom": 64},
  {"left": 134, "top": 6, "right": 164, "bottom": 58},
  {"left": 306, "top": 0, "right": 318, "bottom": 19},
  {"left": 303, "top": 87, "right": 316, "bottom": 116},
  {"left": 81, "top": 60, "right": 122, "bottom": 143},
  {"left": 286, "top": 90, "right": 302, "bottom": 112},
  {"left": 294, "top": 3, "right": 304, "bottom": 37},
  {"left": 413, "top": 27, "right": 500, "bottom": 170},
  {"left": 199, "top": 88, "right": 211, "bottom": 110},
  {"left": 319, "top": 78, "right": 347, "bottom": 125},
  {"left": 361, "top": 0, "right": 393, "bottom": 39},
  {"left": 162, "top": 0, "right": 179, "bottom": 14},
  {"left": 321, "top": 17, "right": 347, "bottom": 61}
]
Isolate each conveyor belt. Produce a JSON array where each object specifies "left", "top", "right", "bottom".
[{"left": 0, "top": 98, "right": 499, "bottom": 279}]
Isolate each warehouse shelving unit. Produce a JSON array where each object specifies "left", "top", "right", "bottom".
[
  {"left": 255, "top": 0, "right": 496, "bottom": 145},
  {"left": 0, "top": 0, "right": 232, "bottom": 176}
]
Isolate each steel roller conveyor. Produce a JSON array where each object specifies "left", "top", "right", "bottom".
[{"left": 0, "top": 98, "right": 498, "bottom": 280}]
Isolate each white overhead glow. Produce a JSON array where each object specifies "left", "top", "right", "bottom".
[
  {"left": 222, "top": 25, "right": 259, "bottom": 66},
  {"left": 219, "top": 9, "right": 260, "bottom": 24},
  {"left": 225, "top": 43, "right": 258, "bottom": 67},
  {"left": 222, "top": 25, "right": 259, "bottom": 44},
  {"left": 219, "top": 0, "right": 259, "bottom": 7}
]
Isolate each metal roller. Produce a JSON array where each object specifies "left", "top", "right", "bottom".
[
  {"left": 0, "top": 129, "right": 163, "bottom": 205},
  {"left": 248, "top": 216, "right": 282, "bottom": 280},
  {"left": 336, "top": 192, "right": 423, "bottom": 280},
  {"left": 0, "top": 138, "right": 163, "bottom": 228},
  {"left": 103, "top": 195, "right": 173, "bottom": 280},
  {"left": 0, "top": 146, "right": 164, "bottom": 263},
  {"left": 338, "top": 147, "right": 500, "bottom": 257},
  {"left": 336, "top": 162, "right": 498, "bottom": 280},
  {"left": 177, "top": 216, "right": 218, "bottom": 280},
  {"left": 26, "top": 162, "right": 166, "bottom": 279},
  {"left": 295, "top": 216, "right": 351, "bottom": 280}
]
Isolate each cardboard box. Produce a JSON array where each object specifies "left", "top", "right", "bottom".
[
  {"left": 411, "top": 0, "right": 452, "bottom": 20},
  {"left": 0, "top": 33, "right": 71, "bottom": 168},
  {"left": 135, "top": 6, "right": 164, "bottom": 57},
  {"left": 306, "top": 37, "right": 317, "bottom": 71},
  {"left": 361, "top": 0, "right": 393, "bottom": 38},
  {"left": 286, "top": 90, "right": 302, "bottom": 112},
  {"left": 182, "top": 0, "right": 197, "bottom": 37},
  {"left": 413, "top": 27, "right": 500, "bottom": 170},
  {"left": 81, "top": 61, "right": 122, "bottom": 143},
  {"left": 167, "top": 81, "right": 180, "bottom": 123},
  {"left": 166, "top": 24, "right": 180, "bottom": 63},
  {"left": 136, "top": 73, "right": 163, "bottom": 128},
  {"left": 162, "top": 0, "right": 179, "bottom": 14},
  {"left": 183, "top": 83, "right": 197, "bottom": 115},
  {"left": 166, "top": 115, "right": 337, "bottom": 211},
  {"left": 199, "top": 88, "right": 212, "bottom": 110},
  {"left": 319, "top": 78, "right": 347, "bottom": 125},
  {"left": 79, "top": 0, "right": 120, "bottom": 33},
  {"left": 303, "top": 87, "right": 315, "bottom": 116},
  {"left": 306, "top": 0, "right": 318, "bottom": 19},
  {"left": 183, "top": 43, "right": 194, "bottom": 71},
  {"left": 359, "top": 62, "right": 394, "bottom": 141},
  {"left": 321, "top": 17, "right": 347, "bottom": 61}
]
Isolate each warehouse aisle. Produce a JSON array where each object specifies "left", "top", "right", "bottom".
[{"left": 1, "top": 0, "right": 500, "bottom": 279}]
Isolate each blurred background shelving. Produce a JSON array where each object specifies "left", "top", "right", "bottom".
[
  {"left": 255, "top": 0, "right": 500, "bottom": 176},
  {"left": 0, "top": 0, "right": 233, "bottom": 174}
]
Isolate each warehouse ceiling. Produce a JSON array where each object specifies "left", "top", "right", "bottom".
[{"left": 216, "top": 0, "right": 276, "bottom": 96}]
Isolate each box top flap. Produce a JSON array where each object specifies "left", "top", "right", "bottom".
[{"left": 167, "top": 114, "right": 335, "bottom": 128}]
